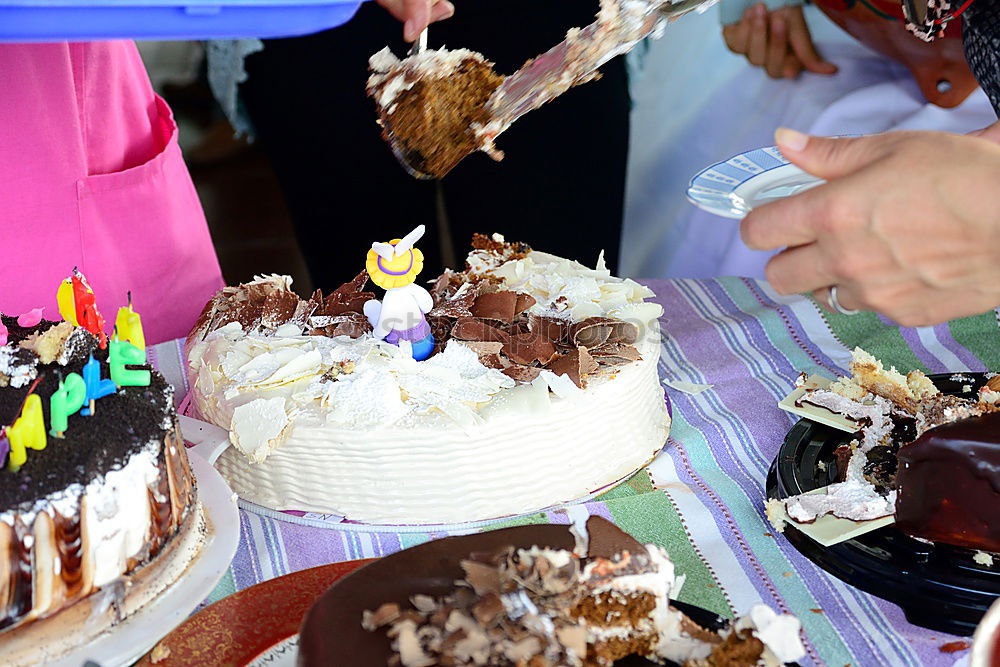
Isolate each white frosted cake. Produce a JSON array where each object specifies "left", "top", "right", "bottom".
[{"left": 186, "top": 235, "right": 670, "bottom": 524}]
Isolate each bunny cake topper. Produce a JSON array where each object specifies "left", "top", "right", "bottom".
[{"left": 363, "top": 225, "right": 436, "bottom": 360}]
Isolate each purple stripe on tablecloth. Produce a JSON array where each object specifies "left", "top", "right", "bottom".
[
  {"left": 872, "top": 593, "right": 966, "bottom": 665},
  {"left": 933, "top": 322, "right": 986, "bottom": 370},
  {"left": 879, "top": 314, "right": 946, "bottom": 373},
  {"left": 231, "top": 511, "right": 261, "bottom": 592},
  {"left": 655, "top": 281, "right": 916, "bottom": 665},
  {"left": 742, "top": 279, "right": 848, "bottom": 376},
  {"left": 697, "top": 279, "right": 800, "bottom": 468}
]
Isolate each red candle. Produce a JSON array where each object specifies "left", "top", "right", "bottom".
[{"left": 71, "top": 272, "right": 107, "bottom": 349}]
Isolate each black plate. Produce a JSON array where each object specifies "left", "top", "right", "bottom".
[
  {"left": 767, "top": 372, "right": 1000, "bottom": 636},
  {"left": 300, "top": 518, "right": 797, "bottom": 666}
]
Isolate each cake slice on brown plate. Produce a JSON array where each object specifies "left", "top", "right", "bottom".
[{"left": 362, "top": 517, "right": 806, "bottom": 666}]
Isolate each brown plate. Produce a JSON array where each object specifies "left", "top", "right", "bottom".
[
  {"left": 136, "top": 559, "right": 373, "bottom": 667},
  {"left": 298, "top": 518, "right": 732, "bottom": 667}
]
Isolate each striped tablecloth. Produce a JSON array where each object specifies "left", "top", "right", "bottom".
[{"left": 151, "top": 277, "right": 1000, "bottom": 667}]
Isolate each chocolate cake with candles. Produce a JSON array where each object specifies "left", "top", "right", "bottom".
[
  {"left": 770, "top": 348, "right": 1000, "bottom": 553},
  {"left": 0, "top": 284, "right": 201, "bottom": 665},
  {"left": 186, "top": 233, "right": 670, "bottom": 525}
]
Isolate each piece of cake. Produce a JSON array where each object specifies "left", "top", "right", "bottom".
[
  {"left": 0, "top": 315, "right": 201, "bottom": 666},
  {"left": 186, "top": 234, "right": 670, "bottom": 525},
  {"left": 777, "top": 348, "right": 999, "bottom": 551},
  {"left": 367, "top": 47, "right": 504, "bottom": 178},
  {"left": 359, "top": 518, "right": 806, "bottom": 666}
]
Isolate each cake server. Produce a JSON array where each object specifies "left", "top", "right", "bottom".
[
  {"left": 476, "top": 0, "right": 718, "bottom": 157},
  {"left": 387, "top": 0, "right": 718, "bottom": 178}
]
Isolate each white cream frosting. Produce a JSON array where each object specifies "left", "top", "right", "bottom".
[
  {"left": 732, "top": 604, "right": 806, "bottom": 665},
  {"left": 188, "top": 250, "right": 670, "bottom": 524}
]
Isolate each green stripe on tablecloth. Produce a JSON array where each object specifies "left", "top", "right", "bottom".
[
  {"left": 949, "top": 311, "right": 1000, "bottom": 368},
  {"left": 667, "top": 409, "right": 852, "bottom": 666},
  {"left": 605, "top": 493, "right": 731, "bottom": 618},
  {"left": 206, "top": 568, "right": 237, "bottom": 605},
  {"left": 819, "top": 307, "right": 928, "bottom": 371},
  {"left": 488, "top": 512, "right": 550, "bottom": 530},
  {"left": 597, "top": 468, "right": 654, "bottom": 501},
  {"left": 722, "top": 279, "right": 834, "bottom": 376}
]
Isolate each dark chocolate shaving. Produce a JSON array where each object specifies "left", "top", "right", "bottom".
[
  {"left": 470, "top": 291, "right": 522, "bottom": 323},
  {"left": 545, "top": 347, "right": 599, "bottom": 388},
  {"left": 451, "top": 318, "right": 511, "bottom": 344},
  {"left": 503, "top": 330, "right": 557, "bottom": 366}
]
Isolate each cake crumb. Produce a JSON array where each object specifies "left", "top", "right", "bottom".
[
  {"left": 765, "top": 499, "right": 787, "bottom": 533},
  {"left": 939, "top": 640, "right": 970, "bottom": 653},
  {"left": 973, "top": 551, "right": 995, "bottom": 567},
  {"left": 150, "top": 643, "right": 171, "bottom": 663}
]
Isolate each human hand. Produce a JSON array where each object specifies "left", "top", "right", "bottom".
[
  {"left": 968, "top": 119, "right": 1000, "bottom": 144},
  {"left": 741, "top": 129, "right": 1000, "bottom": 327},
  {"left": 375, "top": 0, "right": 455, "bottom": 42},
  {"left": 722, "top": 4, "right": 837, "bottom": 79}
]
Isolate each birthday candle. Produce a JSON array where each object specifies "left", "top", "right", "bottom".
[
  {"left": 8, "top": 394, "right": 46, "bottom": 471},
  {"left": 114, "top": 294, "right": 145, "bottom": 350},
  {"left": 81, "top": 355, "right": 117, "bottom": 416},
  {"left": 110, "top": 340, "right": 150, "bottom": 388},
  {"left": 57, "top": 278, "right": 79, "bottom": 325},
  {"left": 50, "top": 373, "right": 87, "bottom": 437},
  {"left": 71, "top": 272, "right": 108, "bottom": 349}
]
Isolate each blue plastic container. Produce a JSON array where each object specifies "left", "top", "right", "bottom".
[{"left": 0, "top": 0, "right": 364, "bottom": 42}]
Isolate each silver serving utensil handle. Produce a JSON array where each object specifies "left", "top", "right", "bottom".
[{"left": 478, "top": 0, "right": 718, "bottom": 146}]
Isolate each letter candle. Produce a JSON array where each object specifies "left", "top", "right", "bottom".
[
  {"left": 81, "top": 355, "right": 117, "bottom": 416},
  {"left": 109, "top": 336, "right": 151, "bottom": 388},
  {"left": 50, "top": 373, "right": 87, "bottom": 438},
  {"left": 8, "top": 394, "right": 46, "bottom": 471}
]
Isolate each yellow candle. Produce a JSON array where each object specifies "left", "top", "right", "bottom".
[
  {"left": 7, "top": 394, "right": 46, "bottom": 471},
  {"left": 115, "top": 295, "right": 145, "bottom": 350},
  {"left": 56, "top": 278, "right": 79, "bottom": 325}
]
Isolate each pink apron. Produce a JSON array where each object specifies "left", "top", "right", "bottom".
[{"left": 0, "top": 41, "right": 223, "bottom": 344}]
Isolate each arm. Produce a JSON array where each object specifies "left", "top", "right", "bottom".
[{"left": 740, "top": 129, "right": 1000, "bottom": 326}]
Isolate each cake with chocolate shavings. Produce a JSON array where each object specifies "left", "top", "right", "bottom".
[{"left": 186, "top": 234, "right": 670, "bottom": 525}]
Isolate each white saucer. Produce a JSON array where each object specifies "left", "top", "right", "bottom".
[
  {"left": 53, "top": 452, "right": 240, "bottom": 667},
  {"left": 687, "top": 145, "right": 824, "bottom": 219}
]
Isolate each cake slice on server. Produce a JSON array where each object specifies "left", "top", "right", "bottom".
[{"left": 771, "top": 348, "right": 1000, "bottom": 553}]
